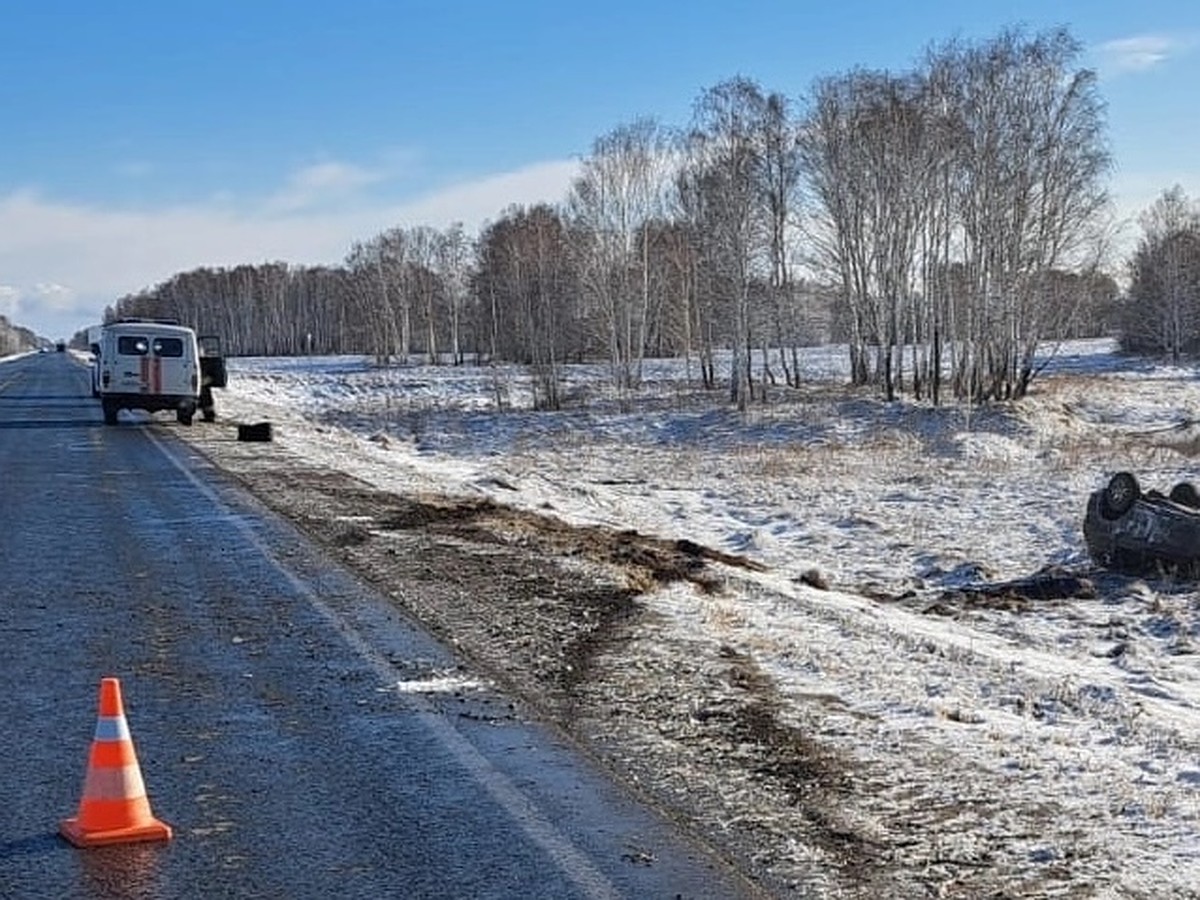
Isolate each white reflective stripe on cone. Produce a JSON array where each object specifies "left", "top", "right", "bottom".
[
  {"left": 93, "top": 716, "right": 132, "bottom": 742},
  {"left": 82, "top": 764, "right": 148, "bottom": 801}
]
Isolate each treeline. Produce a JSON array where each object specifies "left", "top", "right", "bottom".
[
  {"left": 97, "top": 26, "right": 1138, "bottom": 407},
  {"left": 0, "top": 315, "right": 38, "bottom": 355}
]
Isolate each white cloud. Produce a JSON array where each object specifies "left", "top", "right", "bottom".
[
  {"left": 1096, "top": 33, "right": 1193, "bottom": 75},
  {"left": 390, "top": 160, "right": 581, "bottom": 229},
  {"left": 31, "top": 282, "right": 78, "bottom": 311},
  {"left": 266, "top": 160, "right": 387, "bottom": 212},
  {"left": 0, "top": 158, "right": 580, "bottom": 338}
]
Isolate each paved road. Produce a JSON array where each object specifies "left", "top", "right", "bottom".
[{"left": 0, "top": 351, "right": 750, "bottom": 899}]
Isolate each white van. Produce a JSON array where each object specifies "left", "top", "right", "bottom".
[{"left": 96, "top": 320, "right": 202, "bottom": 425}]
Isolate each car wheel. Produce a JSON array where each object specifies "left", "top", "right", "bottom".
[
  {"left": 1170, "top": 482, "right": 1200, "bottom": 508},
  {"left": 177, "top": 408, "right": 194, "bottom": 426},
  {"left": 1101, "top": 472, "right": 1140, "bottom": 519},
  {"left": 102, "top": 401, "right": 119, "bottom": 426}
]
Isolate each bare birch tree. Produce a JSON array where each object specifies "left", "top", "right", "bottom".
[
  {"left": 474, "top": 205, "right": 576, "bottom": 407},
  {"left": 568, "top": 118, "right": 672, "bottom": 400},
  {"left": 671, "top": 141, "right": 720, "bottom": 388},
  {"left": 402, "top": 226, "right": 442, "bottom": 362},
  {"left": 802, "top": 26, "right": 1110, "bottom": 403},
  {"left": 431, "top": 224, "right": 471, "bottom": 364},
  {"left": 344, "top": 238, "right": 400, "bottom": 363},
  {"left": 799, "top": 71, "right": 880, "bottom": 387},
  {"left": 758, "top": 91, "right": 805, "bottom": 387},
  {"left": 688, "top": 77, "right": 771, "bottom": 410},
  {"left": 1123, "top": 186, "right": 1200, "bottom": 358},
  {"left": 940, "top": 27, "right": 1110, "bottom": 400}
]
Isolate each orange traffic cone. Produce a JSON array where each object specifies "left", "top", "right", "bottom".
[{"left": 59, "top": 677, "right": 173, "bottom": 847}]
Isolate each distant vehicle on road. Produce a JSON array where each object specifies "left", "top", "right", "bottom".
[
  {"left": 94, "top": 320, "right": 223, "bottom": 426},
  {"left": 1083, "top": 471, "right": 1200, "bottom": 577}
]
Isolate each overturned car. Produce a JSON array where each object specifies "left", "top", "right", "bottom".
[{"left": 1083, "top": 472, "right": 1200, "bottom": 577}]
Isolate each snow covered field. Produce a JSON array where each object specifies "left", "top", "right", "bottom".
[{"left": 213, "top": 339, "right": 1200, "bottom": 895}]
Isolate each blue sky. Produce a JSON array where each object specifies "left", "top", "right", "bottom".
[{"left": 2, "top": 1, "right": 1197, "bottom": 340}]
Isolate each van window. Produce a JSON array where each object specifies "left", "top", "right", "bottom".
[
  {"left": 118, "top": 336, "right": 150, "bottom": 355},
  {"left": 152, "top": 338, "right": 184, "bottom": 358}
]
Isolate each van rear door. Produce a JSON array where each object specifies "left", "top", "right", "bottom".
[{"left": 107, "top": 331, "right": 195, "bottom": 397}]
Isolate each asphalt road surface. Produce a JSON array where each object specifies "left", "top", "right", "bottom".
[{"left": 0, "top": 351, "right": 751, "bottom": 899}]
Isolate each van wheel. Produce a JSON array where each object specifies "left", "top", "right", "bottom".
[
  {"left": 177, "top": 408, "right": 194, "bottom": 426},
  {"left": 102, "top": 401, "right": 119, "bottom": 425}
]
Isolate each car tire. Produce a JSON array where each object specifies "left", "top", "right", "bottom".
[
  {"left": 102, "top": 401, "right": 119, "bottom": 426},
  {"left": 1101, "top": 472, "right": 1140, "bottom": 519},
  {"left": 177, "top": 407, "right": 194, "bottom": 426},
  {"left": 1170, "top": 482, "right": 1200, "bottom": 508}
]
